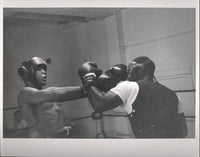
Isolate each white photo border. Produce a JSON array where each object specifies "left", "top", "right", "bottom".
[{"left": 0, "top": 1, "right": 199, "bottom": 157}]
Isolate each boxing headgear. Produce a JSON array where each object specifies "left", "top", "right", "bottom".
[
  {"left": 17, "top": 57, "right": 47, "bottom": 83},
  {"left": 128, "top": 56, "right": 155, "bottom": 81},
  {"left": 97, "top": 64, "right": 127, "bottom": 92}
]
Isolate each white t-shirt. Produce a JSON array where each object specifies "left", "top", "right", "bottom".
[
  {"left": 110, "top": 81, "right": 139, "bottom": 114},
  {"left": 111, "top": 81, "right": 183, "bottom": 115}
]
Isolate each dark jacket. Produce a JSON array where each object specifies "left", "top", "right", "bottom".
[{"left": 129, "top": 80, "right": 179, "bottom": 138}]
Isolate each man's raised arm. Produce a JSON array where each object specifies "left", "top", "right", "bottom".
[{"left": 19, "top": 86, "right": 87, "bottom": 105}]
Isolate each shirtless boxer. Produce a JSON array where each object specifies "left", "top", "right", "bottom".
[{"left": 17, "top": 57, "right": 101, "bottom": 137}]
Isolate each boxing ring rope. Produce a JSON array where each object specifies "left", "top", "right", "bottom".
[
  {"left": 3, "top": 89, "right": 196, "bottom": 113},
  {"left": 3, "top": 106, "right": 19, "bottom": 111},
  {"left": 3, "top": 89, "right": 196, "bottom": 111},
  {"left": 3, "top": 89, "right": 196, "bottom": 138}
]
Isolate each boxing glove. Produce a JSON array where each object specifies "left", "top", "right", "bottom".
[
  {"left": 97, "top": 64, "right": 127, "bottom": 92},
  {"left": 78, "top": 61, "right": 102, "bottom": 90}
]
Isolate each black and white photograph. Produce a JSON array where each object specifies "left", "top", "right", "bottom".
[
  {"left": 0, "top": 2, "right": 199, "bottom": 157},
  {"left": 3, "top": 7, "right": 196, "bottom": 138}
]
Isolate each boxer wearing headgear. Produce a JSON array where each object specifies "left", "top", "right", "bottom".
[
  {"left": 18, "top": 57, "right": 47, "bottom": 89},
  {"left": 78, "top": 56, "right": 187, "bottom": 138},
  {"left": 17, "top": 57, "right": 89, "bottom": 138}
]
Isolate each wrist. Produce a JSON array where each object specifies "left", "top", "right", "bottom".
[
  {"left": 80, "top": 85, "right": 88, "bottom": 94},
  {"left": 82, "top": 73, "right": 97, "bottom": 90}
]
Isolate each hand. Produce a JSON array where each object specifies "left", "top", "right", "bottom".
[
  {"left": 97, "top": 64, "right": 127, "bottom": 92},
  {"left": 78, "top": 61, "right": 102, "bottom": 90}
]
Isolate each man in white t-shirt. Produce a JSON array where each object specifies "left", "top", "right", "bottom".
[{"left": 78, "top": 56, "right": 187, "bottom": 138}]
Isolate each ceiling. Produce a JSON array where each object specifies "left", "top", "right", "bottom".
[{"left": 4, "top": 8, "right": 121, "bottom": 23}]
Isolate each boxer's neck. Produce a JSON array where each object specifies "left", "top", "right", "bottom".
[
  {"left": 140, "top": 75, "right": 154, "bottom": 81},
  {"left": 25, "top": 81, "right": 43, "bottom": 90}
]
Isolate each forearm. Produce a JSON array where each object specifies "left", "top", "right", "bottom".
[
  {"left": 87, "top": 86, "right": 105, "bottom": 112},
  {"left": 47, "top": 86, "right": 87, "bottom": 102},
  {"left": 20, "top": 86, "right": 87, "bottom": 108},
  {"left": 88, "top": 86, "right": 120, "bottom": 112}
]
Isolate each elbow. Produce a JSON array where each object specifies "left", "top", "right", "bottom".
[
  {"left": 92, "top": 98, "right": 110, "bottom": 113},
  {"left": 93, "top": 106, "right": 102, "bottom": 113},
  {"left": 88, "top": 89, "right": 111, "bottom": 112}
]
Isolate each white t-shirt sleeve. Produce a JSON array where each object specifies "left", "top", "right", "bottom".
[{"left": 110, "top": 81, "right": 139, "bottom": 114}]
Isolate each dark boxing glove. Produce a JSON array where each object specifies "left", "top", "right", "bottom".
[
  {"left": 78, "top": 61, "right": 102, "bottom": 90},
  {"left": 97, "top": 64, "right": 127, "bottom": 92}
]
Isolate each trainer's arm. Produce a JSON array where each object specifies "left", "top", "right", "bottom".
[
  {"left": 20, "top": 86, "right": 87, "bottom": 104},
  {"left": 87, "top": 86, "right": 123, "bottom": 112}
]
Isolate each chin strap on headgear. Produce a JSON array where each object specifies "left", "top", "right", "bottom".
[{"left": 17, "top": 57, "right": 47, "bottom": 83}]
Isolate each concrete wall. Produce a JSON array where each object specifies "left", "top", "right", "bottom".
[{"left": 3, "top": 8, "right": 196, "bottom": 138}]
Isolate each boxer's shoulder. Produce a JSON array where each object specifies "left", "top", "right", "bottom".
[
  {"left": 18, "top": 87, "right": 34, "bottom": 101},
  {"left": 17, "top": 87, "right": 42, "bottom": 108},
  {"left": 18, "top": 87, "right": 38, "bottom": 97},
  {"left": 22, "top": 86, "right": 39, "bottom": 92}
]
